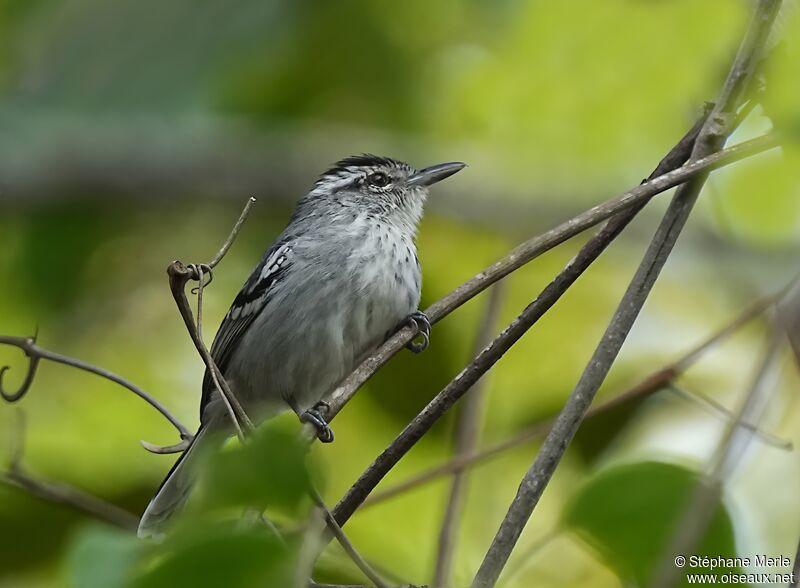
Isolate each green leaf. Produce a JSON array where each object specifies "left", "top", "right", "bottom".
[
  {"left": 712, "top": 145, "right": 800, "bottom": 247},
  {"left": 132, "top": 522, "right": 293, "bottom": 588},
  {"left": 65, "top": 525, "right": 141, "bottom": 588},
  {"left": 563, "top": 461, "right": 741, "bottom": 586},
  {"left": 197, "top": 423, "right": 312, "bottom": 516}
]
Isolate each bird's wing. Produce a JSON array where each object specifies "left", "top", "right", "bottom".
[{"left": 199, "top": 239, "right": 293, "bottom": 420}]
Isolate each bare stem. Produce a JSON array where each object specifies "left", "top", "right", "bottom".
[
  {"left": 434, "top": 284, "right": 505, "bottom": 587},
  {"left": 1, "top": 469, "right": 139, "bottom": 530},
  {"left": 166, "top": 197, "right": 259, "bottom": 439},
  {"left": 362, "top": 278, "right": 788, "bottom": 508},
  {"left": 309, "top": 487, "right": 390, "bottom": 588},
  {"left": 2, "top": 412, "right": 139, "bottom": 530},
  {"left": 167, "top": 198, "right": 392, "bottom": 586},
  {"left": 208, "top": 197, "right": 257, "bottom": 269},
  {"left": 306, "top": 130, "right": 778, "bottom": 445},
  {"left": 328, "top": 98, "right": 740, "bottom": 533},
  {"left": 650, "top": 327, "right": 784, "bottom": 588},
  {"left": 472, "top": 3, "right": 782, "bottom": 585},
  {"left": 0, "top": 334, "right": 192, "bottom": 441}
]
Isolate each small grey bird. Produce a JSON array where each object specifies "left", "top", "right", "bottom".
[{"left": 138, "top": 154, "right": 465, "bottom": 537}]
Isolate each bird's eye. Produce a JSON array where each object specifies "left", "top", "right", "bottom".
[{"left": 367, "top": 172, "right": 390, "bottom": 188}]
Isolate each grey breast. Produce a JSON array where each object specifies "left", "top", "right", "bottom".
[{"left": 227, "top": 221, "right": 420, "bottom": 416}]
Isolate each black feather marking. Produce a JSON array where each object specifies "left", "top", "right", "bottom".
[
  {"left": 199, "top": 239, "right": 293, "bottom": 421},
  {"left": 321, "top": 154, "right": 407, "bottom": 178}
]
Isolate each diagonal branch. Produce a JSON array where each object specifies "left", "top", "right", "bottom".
[
  {"left": 1, "top": 469, "right": 139, "bottom": 531},
  {"left": 434, "top": 284, "right": 505, "bottom": 587},
  {"left": 1, "top": 412, "right": 139, "bottom": 530},
  {"left": 306, "top": 130, "right": 778, "bottom": 444},
  {"left": 472, "top": 2, "right": 783, "bottom": 586},
  {"left": 309, "top": 487, "right": 390, "bottom": 588},
  {"left": 361, "top": 279, "right": 793, "bottom": 508},
  {"left": 329, "top": 105, "right": 728, "bottom": 529}
]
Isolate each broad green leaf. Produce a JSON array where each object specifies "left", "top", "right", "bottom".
[
  {"left": 197, "top": 423, "right": 312, "bottom": 516},
  {"left": 133, "top": 522, "right": 293, "bottom": 588},
  {"left": 65, "top": 525, "right": 141, "bottom": 588},
  {"left": 563, "top": 461, "right": 741, "bottom": 587}
]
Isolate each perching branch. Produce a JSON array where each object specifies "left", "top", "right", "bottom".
[
  {"left": 0, "top": 334, "right": 193, "bottom": 444},
  {"left": 472, "top": 3, "right": 783, "bottom": 586},
  {"left": 434, "top": 284, "right": 505, "bottom": 588},
  {"left": 328, "top": 91, "right": 757, "bottom": 533},
  {"left": 307, "top": 130, "right": 778, "bottom": 443},
  {"left": 361, "top": 279, "right": 793, "bottom": 509}
]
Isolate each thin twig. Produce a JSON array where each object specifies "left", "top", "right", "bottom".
[
  {"left": 362, "top": 279, "right": 788, "bottom": 508},
  {"left": 0, "top": 334, "right": 192, "bottom": 441},
  {"left": 168, "top": 262, "right": 251, "bottom": 439},
  {"left": 304, "top": 131, "right": 778, "bottom": 445},
  {"left": 166, "top": 197, "right": 258, "bottom": 439},
  {"left": 309, "top": 585, "right": 371, "bottom": 588},
  {"left": 361, "top": 277, "right": 792, "bottom": 509},
  {"left": 308, "top": 585, "right": 424, "bottom": 588},
  {"left": 2, "top": 412, "right": 139, "bottom": 530},
  {"left": 434, "top": 284, "right": 505, "bottom": 587},
  {"left": 330, "top": 193, "right": 640, "bottom": 528},
  {"left": 297, "top": 509, "right": 328, "bottom": 588},
  {"left": 309, "top": 585, "right": 369, "bottom": 588},
  {"left": 472, "top": 3, "right": 782, "bottom": 585},
  {"left": 667, "top": 383, "right": 790, "bottom": 449},
  {"left": 170, "top": 197, "right": 392, "bottom": 587},
  {"left": 309, "top": 487, "right": 390, "bottom": 588},
  {"left": 0, "top": 470, "right": 139, "bottom": 530},
  {"left": 196, "top": 265, "right": 206, "bottom": 337},
  {"left": 780, "top": 285, "right": 800, "bottom": 587},
  {"left": 208, "top": 197, "right": 257, "bottom": 269},
  {"left": 140, "top": 438, "right": 193, "bottom": 454},
  {"left": 650, "top": 326, "right": 784, "bottom": 588},
  {"left": 776, "top": 279, "right": 800, "bottom": 369}
]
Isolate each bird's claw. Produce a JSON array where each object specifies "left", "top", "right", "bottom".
[
  {"left": 405, "top": 310, "right": 431, "bottom": 354},
  {"left": 301, "top": 402, "right": 334, "bottom": 443}
]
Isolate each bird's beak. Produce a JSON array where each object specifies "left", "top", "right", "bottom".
[{"left": 407, "top": 162, "right": 467, "bottom": 187}]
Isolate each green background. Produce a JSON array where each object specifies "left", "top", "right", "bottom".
[{"left": 1, "top": 1, "right": 799, "bottom": 586}]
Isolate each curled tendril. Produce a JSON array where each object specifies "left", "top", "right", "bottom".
[
  {"left": 0, "top": 338, "right": 41, "bottom": 402},
  {"left": 188, "top": 263, "right": 214, "bottom": 294},
  {"left": 140, "top": 436, "right": 193, "bottom": 455}
]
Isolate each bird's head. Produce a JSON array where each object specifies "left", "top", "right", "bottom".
[{"left": 298, "top": 154, "right": 465, "bottom": 232}]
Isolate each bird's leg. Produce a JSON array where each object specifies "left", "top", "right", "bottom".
[
  {"left": 404, "top": 310, "right": 431, "bottom": 353},
  {"left": 300, "top": 401, "right": 334, "bottom": 443}
]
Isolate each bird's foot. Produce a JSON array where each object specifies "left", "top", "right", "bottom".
[
  {"left": 405, "top": 310, "right": 431, "bottom": 353},
  {"left": 300, "top": 402, "right": 334, "bottom": 443}
]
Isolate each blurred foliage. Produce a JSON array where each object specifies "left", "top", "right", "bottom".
[
  {"left": 564, "top": 461, "right": 740, "bottom": 586},
  {"left": 1, "top": 1, "right": 799, "bottom": 587},
  {"left": 66, "top": 426, "right": 311, "bottom": 588},
  {"left": 197, "top": 422, "right": 312, "bottom": 516}
]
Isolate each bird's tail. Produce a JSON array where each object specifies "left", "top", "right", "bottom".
[{"left": 138, "top": 424, "right": 218, "bottom": 538}]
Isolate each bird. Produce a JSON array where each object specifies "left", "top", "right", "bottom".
[{"left": 138, "top": 154, "right": 465, "bottom": 537}]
